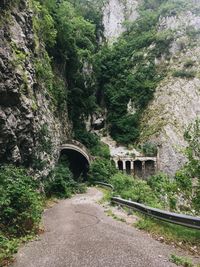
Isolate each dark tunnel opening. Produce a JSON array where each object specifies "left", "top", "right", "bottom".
[{"left": 60, "top": 149, "right": 89, "bottom": 181}]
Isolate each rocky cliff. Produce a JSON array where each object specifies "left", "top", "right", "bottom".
[
  {"left": 102, "top": 0, "right": 139, "bottom": 42},
  {"left": 1, "top": 0, "right": 200, "bottom": 178},
  {"left": 101, "top": 0, "right": 200, "bottom": 176},
  {"left": 140, "top": 7, "right": 200, "bottom": 175},
  {"left": 0, "top": 1, "right": 71, "bottom": 176}
]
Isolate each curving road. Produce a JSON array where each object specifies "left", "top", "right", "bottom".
[{"left": 11, "top": 188, "right": 191, "bottom": 267}]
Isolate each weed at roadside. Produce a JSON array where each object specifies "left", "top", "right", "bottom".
[{"left": 170, "top": 254, "right": 194, "bottom": 267}]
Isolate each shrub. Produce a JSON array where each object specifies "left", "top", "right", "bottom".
[
  {"left": 0, "top": 232, "right": 19, "bottom": 266},
  {"left": 170, "top": 254, "right": 193, "bottom": 267},
  {"left": 148, "top": 173, "right": 177, "bottom": 195},
  {"left": 88, "top": 158, "right": 117, "bottom": 183},
  {"left": 44, "top": 164, "right": 86, "bottom": 198},
  {"left": 32, "top": 0, "right": 57, "bottom": 48},
  {"left": 90, "top": 142, "right": 110, "bottom": 159},
  {"left": 148, "top": 173, "right": 178, "bottom": 209},
  {"left": 175, "top": 169, "right": 192, "bottom": 195},
  {"left": 182, "top": 119, "right": 200, "bottom": 212},
  {"left": 110, "top": 173, "right": 134, "bottom": 193},
  {"left": 0, "top": 165, "right": 43, "bottom": 237},
  {"left": 74, "top": 125, "right": 99, "bottom": 149},
  {"left": 34, "top": 51, "right": 54, "bottom": 91},
  {"left": 111, "top": 173, "right": 161, "bottom": 207},
  {"left": 142, "top": 142, "right": 157, "bottom": 156},
  {"left": 193, "top": 189, "right": 200, "bottom": 211}
]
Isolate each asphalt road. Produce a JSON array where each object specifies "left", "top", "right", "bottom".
[{"left": 11, "top": 188, "right": 189, "bottom": 267}]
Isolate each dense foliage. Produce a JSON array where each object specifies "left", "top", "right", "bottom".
[
  {"left": 0, "top": 165, "right": 43, "bottom": 265},
  {"left": 141, "top": 142, "right": 158, "bottom": 156},
  {"left": 0, "top": 162, "right": 86, "bottom": 265},
  {"left": 0, "top": 165, "right": 43, "bottom": 237},
  {"left": 31, "top": 0, "right": 99, "bottom": 144},
  {"left": 41, "top": 0, "right": 97, "bottom": 125},
  {"left": 44, "top": 163, "right": 86, "bottom": 198},
  {"left": 181, "top": 119, "right": 200, "bottom": 210},
  {"left": 88, "top": 158, "right": 117, "bottom": 183},
  {"left": 94, "top": 0, "right": 193, "bottom": 145},
  {"left": 94, "top": 7, "right": 168, "bottom": 144},
  {"left": 111, "top": 173, "right": 161, "bottom": 207}
]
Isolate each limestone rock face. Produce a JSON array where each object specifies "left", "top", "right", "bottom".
[
  {"left": 140, "top": 7, "right": 200, "bottom": 176},
  {"left": 102, "top": 0, "right": 139, "bottom": 42},
  {"left": 141, "top": 78, "right": 200, "bottom": 175},
  {"left": 0, "top": 1, "right": 71, "bottom": 175}
]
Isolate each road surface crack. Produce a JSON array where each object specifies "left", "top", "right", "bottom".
[{"left": 75, "top": 210, "right": 101, "bottom": 229}]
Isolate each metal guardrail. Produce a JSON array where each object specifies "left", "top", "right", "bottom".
[
  {"left": 111, "top": 197, "right": 200, "bottom": 230},
  {"left": 94, "top": 182, "right": 114, "bottom": 190},
  {"left": 94, "top": 181, "right": 200, "bottom": 229}
]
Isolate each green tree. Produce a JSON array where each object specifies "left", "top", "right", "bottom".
[
  {"left": 88, "top": 158, "right": 117, "bottom": 183},
  {"left": 184, "top": 118, "right": 200, "bottom": 179},
  {"left": 183, "top": 119, "right": 200, "bottom": 210}
]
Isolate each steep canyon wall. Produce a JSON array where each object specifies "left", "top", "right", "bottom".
[{"left": 0, "top": 1, "right": 71, "bottom": 176}]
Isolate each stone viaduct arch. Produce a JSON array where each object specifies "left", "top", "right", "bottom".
[{"left": 114, "top": 156, "right": 157, "bottom": 179}]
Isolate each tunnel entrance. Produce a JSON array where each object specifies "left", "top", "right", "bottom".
[{"left": 60, "top": 149, "right": 89, "bottom": 181}]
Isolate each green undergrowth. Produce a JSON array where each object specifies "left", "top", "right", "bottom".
[
  {"left": 95, "top": 1, "right": 182, "bottom": 145},
  {"left": 89, "top": 154, "right": 197, "bottom": 213},
  {"left": 96, "top": 182, "right": 200, "bottom": 254},
  {"left": 170, "top": 254, "right": 200, "bottom": 267},
  {"left": 44, "top": 162, "right": 87, "bottom": 199},
  {"left": 110, "top": 173, "right": 162, "bottom": 208},
  {"left": 0, "top": 163, "right": 86, "bottom": 266},
  {"left": 0, "top": 233, "right": 37, "bottom": 267},
  {"left": 0, "top": 165, "right": 43, "bottom": 266},
  {"left": 88, "top": 158, "right": 117, "bottom": 184},
  {"left": 106, "top": 209, "right": 126, "bottom": 223},
  {"left": 135, "top": 216, "right": 200, "bottom": 253},
  {"left": 96, "top": 186, "right": 113, "bottom": 205}
]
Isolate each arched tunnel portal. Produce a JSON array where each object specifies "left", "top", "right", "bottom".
[{"left": 60, "top": 142, "right": 91, "bottom": 181}]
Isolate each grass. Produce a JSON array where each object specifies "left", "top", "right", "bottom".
[
  {"left": 170, "top": 254, "right": 195, "bottom": 267},
  {"left": 172, "top": 70, "right": 196, "bottom": 79},
  {"left": 0, "top": 195, "right": 60, "bottom": 266},
  {"left": 96, "top": 183, "right": 200, "bottom": 255},
  {"left": 96, "top": 186, "right": 112, "bottom": 205},
  {"left": 106, "top": 209, "right": 126, "bottom": 223},
  {"left": 135, "top": 216, "right": 200, "bottom": 254},
  {"left": 0, "top": 233, "right": 40, "bottom": 267}
]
